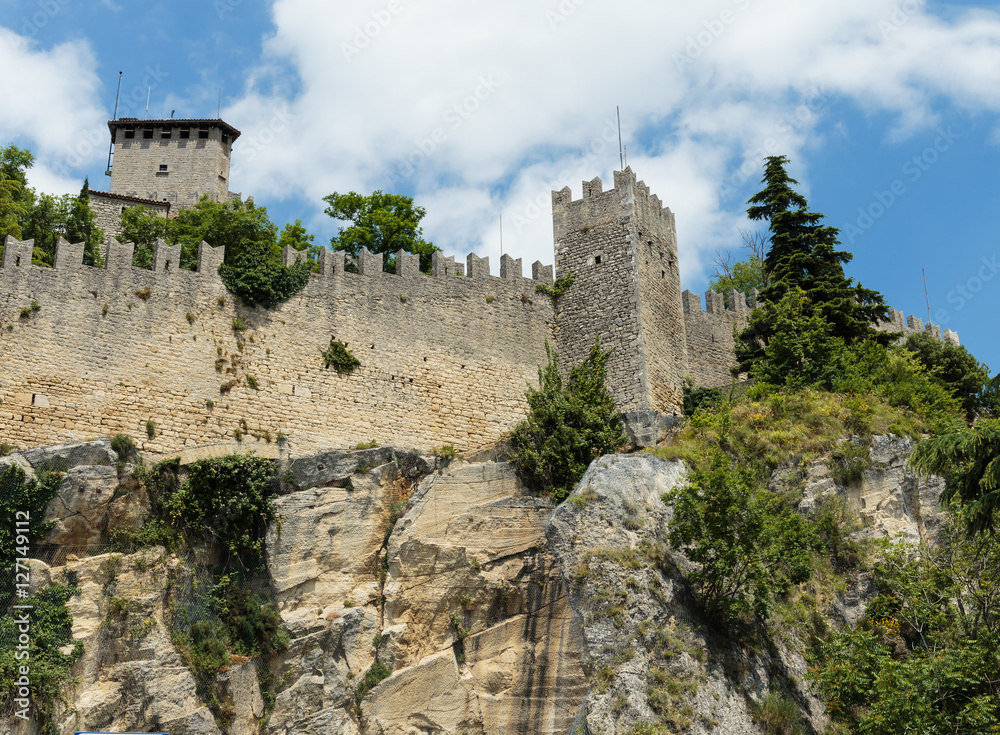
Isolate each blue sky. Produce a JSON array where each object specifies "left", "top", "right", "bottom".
[{"left": 1, "top": 0, "right": 998, "bottom": 374}]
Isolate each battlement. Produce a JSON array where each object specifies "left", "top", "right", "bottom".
[
  {"left": 878, "top": 307, "right": 959, "bottom": 346},
  {"left": 551, "top": 167, "right": 676, "bottom": 242},
  {"left": 2, "top": 237, "right": 554, "bottom": 292}
]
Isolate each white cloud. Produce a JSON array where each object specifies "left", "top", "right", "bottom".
[
  {"left": 217, "top": 0, "right": 1000, "bottom": 276},
  {"left": 0, "top": 27, "right": 106, "bottom": 194}
]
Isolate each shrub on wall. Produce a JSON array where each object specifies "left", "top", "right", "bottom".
[{"left": 322, "top": 338, "right": 361, "bottom": 374}]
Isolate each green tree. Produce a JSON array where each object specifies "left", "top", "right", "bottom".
[
  {"left": 903, "top": 332, "right": 990, "bottom": 420},
  {"left": 509, "top": 339, "right": 627, "bottom": 502},
  {"left": 812, "top": 525, "right": 1000, "bottom": 733},
  {"left": 119, "top": 204, "right": 170, "bottom": 269},
  {"left": 911, "top": 418, "right": 1000, "bottom": 536},
  {"left": 0, "top": 145, "right": 33, "bottom": 241},
  {"left": 63, "top": 178, "right": 105, "bottom": 267},
  {"left": 665, "top": 449, "right": 818, "bottom": 621},
  {"left": 21, "top": 192, "right": 63, "bottom": 267},
  {"left": 736, "top": 156, "right": 890, "bottom": 376},
  {"left": 217, "top": 235, "right": 311, "bottom": 307},
  {"left": 747, "top": 288, "right": 849, "bottom": 390},
  {"left": 323, "top": 190, "right": 440, "bottom": 273},
  {"left": 708, "top": 230, "right": 769, "bottom": 302},
  {"left": 278, "top": 218, "right": 322, "bottom": 272},
  {"left": 169, "top": 196, "right": 278, "bottom": 269}
]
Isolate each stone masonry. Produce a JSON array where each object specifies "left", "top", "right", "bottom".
[
  {"left": 107, "top": 118, "right": 241, "bottom": 208},
  {"left": 1, "top": 166, "right": 959, "bottom": 455}
]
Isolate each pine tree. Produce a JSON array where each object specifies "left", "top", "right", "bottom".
[{"left": 736, "top": 156, "right": 891, "bottom": 375}]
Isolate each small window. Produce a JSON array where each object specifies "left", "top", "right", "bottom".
[
  {"left": 143, "top": 128, "right": 153, "bottom": 139},
  {"left": 123, "top": 128, "right": 135, "bottom": 139},
  {"left": 159, "top": 164, "right": 168, "bottom": 172},
  {"left": 222, "top": 134, "right": 230, "bottom": 144},
  {"left": 161, "top": 129, "right": 171, "bottom": 139},
  {"left": 661, "top": 270, "right": 666, "bottom": 279},
  {"left": 179, "top": 127, "right": 190, "bottom": 139},
  {"left": 595, "top": 255, "right": 602, "bottom": 266},
  {"left": 198, "top": 127, "right": 209, "bottom": 139}
]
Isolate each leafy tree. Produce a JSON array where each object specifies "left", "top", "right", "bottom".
[
  {"left": 323, "top": 190, "right": 440, "bottom": 273},
  {"left": 509, "top": 339, "right": 627, "bottom": 501},
  {"left": 708, "top": 229, "right": 769, "bottom": 302},
  {"left": 903, "top": 332, "right": 990, "bottom": 420},
  {"left": 278, "top": 218, "right": 322, "bottom": 272},
  {"left": 21, "top": 192, "right": 63, "bottom": 266},
  {"left": 911, "top": 418, "right": 1000, "bottom": 536},
  {"left": 63, "top": 178, "right": 105, "bottom": 267},
  {"left": 0, "top": 145, "right": 33, "bottom": 241},
  {"left": 169, "top": 196, "right": 278, "bottom": 269},
  {"left": 747, "top": 287, "right": 849, "bottom": 390},
  {"left": 812, "top": 525, "right": 1000, "bottom": 733},
  {"left": 217, "top": 235, "right": 311, "bottom": 308},
  {"left": 736, "top": 156, "right": 890, "bottom": 375},
  {"left": 119, "top": 204, "right": 170, "bottom": 269},
  {"left": 665, "top": 449, "right": 818, "bottom": 621},
  {"left": 160, "top": 453, "right": 278, "bottom": 567}
]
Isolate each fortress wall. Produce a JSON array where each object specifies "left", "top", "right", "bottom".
[
  {"left": 0, "top": 237, "right": 555, "bottom": 456},
  {"left": 682, "top": 289, "right": 752, "bottom": 388},
  {"left": 877, "top": 307, "right": 959, "bottom": 346}
]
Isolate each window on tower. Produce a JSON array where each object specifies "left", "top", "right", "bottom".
[
  {"left": 143, "top": 127, "right": 153, "bottom": 139},
  {"left": 179, "top": 127, "right": 190, "bottom": 139}
]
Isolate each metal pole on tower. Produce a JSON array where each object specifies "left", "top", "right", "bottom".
[
  {"left": 617, "top": 106, "right": 624, "bottom": 170},
  {"left": 106, "top": 71, "right": 123, "bottom": 176}
]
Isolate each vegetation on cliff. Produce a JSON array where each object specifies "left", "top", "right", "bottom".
[{"left": 509, "top": 339, "right": 627, "bottom": 501}]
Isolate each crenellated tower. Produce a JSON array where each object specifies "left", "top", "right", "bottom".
[{"left": 552, "top": 168, "right": 688, "bottom": 415}]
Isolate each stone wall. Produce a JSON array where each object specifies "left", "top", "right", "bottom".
[
  {"left": 0, "top": 236, "right": 555, "bottom": 456},
  {"left": 878, "top": 307, "right": 960, "bottom": 346},
  {"left": 683, "top": 288, "right": 752, "bottom": 388},
  {"left": 88, "top": 192, "right": 170, "bottom": 243}
]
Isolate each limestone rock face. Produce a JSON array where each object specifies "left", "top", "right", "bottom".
[
  {"left": 546, "top": 454, "right": 830, "bottom": 735},
  {"left": 368, "top": 462, "right": 589, "bottom": 735},
  {"left": 784, "top": 434, "right": 946, "bottom": 543},
  {"left": 41, "top": 465, "right": 148, "bottom": 554},
  {"left": 20, "top": 439, "right": 117, "bottom": 472}
]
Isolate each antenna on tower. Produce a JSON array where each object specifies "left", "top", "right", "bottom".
[
  {"left": 218, "top": 88, "right": 222, "bottom": 118},
  {"left": 145, "top": 86, "right": 150, "bottom": 119},
  {"left": 617, "top": 106, "right": 624, "bottom": 170},
  {"left": 923, "top": 268, "right": 932, "bottom": 326},
  {"left": 500, "top": 213, "right": 503, "bottom": 256},
  {"left": 106, "top": 71, "right": 123, "bottom": 177}
]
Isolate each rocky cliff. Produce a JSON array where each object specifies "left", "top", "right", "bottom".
[{"left": 0, "top": 433, "right": 945, "bottom": 734}]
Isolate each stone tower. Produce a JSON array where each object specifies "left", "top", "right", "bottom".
[
  {"left": 552, "top": 168, "right": 688, "bottom": 415},
  {"left": 106, "top": 118, "right": 242, "bottom": 208}
]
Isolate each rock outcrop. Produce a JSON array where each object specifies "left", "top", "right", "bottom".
[{"left": 4, "top": 433, "right": 948, "bottom": 735}]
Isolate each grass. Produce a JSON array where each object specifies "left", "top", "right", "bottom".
[
  {"left": 232, "top": 315, "right": 249, "bottom": 332},
  {"left": 652, "top": 387, "right": 926, "bottom": 474},
  {"left": 750, "top": 693, "right": 806, "bottom": 735},
  {"left": 135, "top": 287, "right": 151, "bottom": 301}
]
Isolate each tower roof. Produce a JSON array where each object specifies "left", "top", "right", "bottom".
[{"left": 108, "top": 117, "right": 241, "bottom": 141}]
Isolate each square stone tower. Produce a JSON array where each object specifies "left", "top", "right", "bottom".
[
  {"left": 552, "top": 168, "right": 688, "bottom": 415},
  {"left": 106, "top": 118, "right": 241, "bottom": 209}
]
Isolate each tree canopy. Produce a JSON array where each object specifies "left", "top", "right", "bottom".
[
  {"left": 736, "top": 156, "right": 891, "bottom": 376},
  {"left": 323, "top": 190, "right": 440, "bottom": 273}
]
